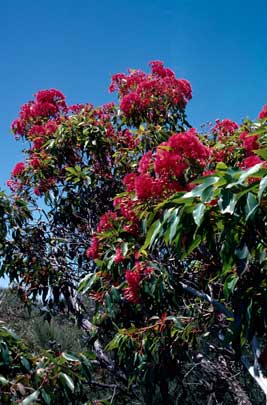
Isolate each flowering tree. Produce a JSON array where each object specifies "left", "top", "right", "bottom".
[{"left": 2, "top": 61, "right": 267, "bottom": 403}]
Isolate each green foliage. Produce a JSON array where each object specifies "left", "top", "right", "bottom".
[
  {"left": 3, "top": 64, "right": 267, "bottom": 403},
  {"left": 0, "top": 323, "right": 92, "bottom": 404}
]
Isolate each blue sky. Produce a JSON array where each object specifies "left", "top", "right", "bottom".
[
  {"left": 1, "top": 0, "right": 267, "bottom": 190},
  {"left": 0, "top": 0, "right": 267, "bottom": 288}
]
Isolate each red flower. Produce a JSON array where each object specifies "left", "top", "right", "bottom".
[
  {"left": 29, "top": 156, "right": 41, "bottom": 169},
  {"left": 138, "top": 151, "right": 153, "bottom": 174},
  {"left": 114, "top": 247, "right": 124, "bottom": 264},
  {"left": 110, "top": 61, "right": 192, "bottom": 123},
  {"left": 168, "top": 129, "right": 210, "bottom": 160},
  {"left": 134, "top": 173, "right": 163, "bottom": 200},
  {"left": 33, "top": 102, "right": 58, "bottom": 117},
  {"left": 7, "top": 179, "right": 21, "bottom": 192},
  {"left": 258, "top": 105, "right": 267, "bottom": 119},
  {"left": 35, "top": 89, "right": 66, "bottom": 108},
  {"left": 124, "top": 268, "right": 142, "bottom": 304},
  {"left": 86, "top": 236, "right": 99, "bottom": 259},
  {"left": 239, "top": 131, "right": 259, "bottom": 153},
  {"left": 123, "top": 173, "right": 137, "bottom": 192},
  {"left": 242, "top": 155, "right": 263, "bottom": 168},
  {"left": 12, "top": 162, "right": 26, "bottom": 177},
  {"left": 97, "top": 211, "right": 117, "bottom": 233},
  {"left": 212, "top": 119, "right": 238, "bottom": 140}
]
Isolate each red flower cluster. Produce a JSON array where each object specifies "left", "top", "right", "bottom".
[
  {"left": 134, "top": 174, "right": 164, "bottom": 200},
  {"left": 124, "top": 269, "right": 141, "bottom": 304},
  {"left": 212, "top": 119, "right": 238, "bottom": 140},
  {"left": 123, "top": 128, "right": 210, "bottom": 201},
  {"left": 109, "top": 61, "right": 192, "bottom": 122},
  {"left": 242, "top": 155, "right": 263, "bottom": 169},
  {"left": 258, "top": 105, "right": 267, "bottom": 120},
  {"left": 11, "top": 89, "right": 66, "bottom": 138},
  {"left": 97, "top": 211, "right": 118, "bottom": 233},
  {"left": 124, "top": 262, "right": 154, "bottom": 303},
  {"left": 239, "top": 131, "right": 259, "bottom": 153},
  {"left": 11, "top": 162, "right": 26, "bottom": 177},
  {"left": 114, "top": 247, "right": 125, "bottom": 264},
  {"left": 86, "top": 236, "right": 99, "bottom": 259}
]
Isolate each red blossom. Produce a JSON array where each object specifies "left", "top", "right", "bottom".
[
  {"left": 86, "top": 236, "right": 99, "bottom": 259},
  {"left": 35, "top": 89, "right": 66, "bottom": 108},
  {"left": 134, "top": 173, "right": 163, "bottom": 200},
  {"left": 242, "top": 155, "right": 263, "bottom": 168},
  {"left": 110, "top": 61, "right": 192, "bottom": 123},
  {"left": 97, "top": 211, "right": 117, "bottom": 233},
  {"left": 32, "top": 138, "right": 45, "bottom": 150},
  {"left": 114, "top": 247, "right": 125, "bottom": 264},
  {"left": 212, "top": 119, "right": 238, "bottom": 140},
  {"left": 11, "top": 162, "right": 26, "bottom": 177},
  {"left": 167, "top": 129, "right": 210, "bottom": 160},
  {"left": 29, "top": 156, "right": 41, "bottom": 169},
  {"left": 239, "top": 131, "right": 259, "bottom": 153},
  {"left": 34, "top": 187, "right": 41, "bottom": 196},
  {"left": 258, "top": 104, "right": 267, "bottom": 119},
  {"left": 123, "top": 173, "right": 137, "bottom": 192},
  {"left": 123, "top": 222, "right": 140, "bottom": 236},
  {"left": 124, "top": 267, "right": 142, "bottom": 304},
  {"left": 32, "top": 102, "right": 58, "bottom": 117},
  {"left": 138, "top": 151, "right": 153, "bottom": 174}
]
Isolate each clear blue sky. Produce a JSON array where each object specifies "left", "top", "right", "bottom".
[{"left": 1, "top": 0, "right": 267, "bottom": 189}]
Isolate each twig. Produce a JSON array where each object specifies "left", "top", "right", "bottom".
[{"left": 179, "top": 281, "right": 233, "bottom": 318}]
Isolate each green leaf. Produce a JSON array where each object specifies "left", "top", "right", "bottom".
[
  {"left": 216, "top": 162, "right": 228, "bottom": 171},
  {"left": 59, "top": 372, "right": 75, "bottom": 393},
  {"left": 200, "top": 185, "right": 215, "bottom": 203},
  {"left": 193, "top": 203, "right": 205, "bottom": 226},
  {"left": 78, "top": 272, "right": 98, "bottom": 293},
  {"left": 258, "top": 175, "right": 267, "bottom": 202},
  {"left": 182, "top": 234, "right": 202, "bottom": 258},
  {"left": 245, "top": 192, "right": 258, "bottom": 221},
  {"left": 0, "top": 342, "right": 10, "bottom": 365},
  {"left": 122, "top": 242, "right": 128, "bottom": 256},
  {"left": 254, "top": 148, "right": 267, "bottom": 160},
  {"left": 21, "top": 356, "right": 31, "bottom": 372},
  {"left": 0, "top": 326, "right": 19, "bottom": 340},
  {"left": 21, "top": 390, "right": 39, "bottom": 405},
  {"left": 183, "top": 176, "right": 220, "bottom": 199},
  {"left": 0, "top": 375, "right": 9, "bottom": 385},
  {"left": 235, "top": 244, "right": 249, "bottom": 260},
  {"left": 62, "top": 352, "right": 81, "bottom": 362},
  {"left": 239, "top": 163, "right": 262, "bottom": 183},
  {"left": 218, "top": 189, "right": 237, "bottom": 214},
  {"left": 41, "top": 389, "right": 51, "bottom": 405},
  {"left": 142, "top": 219, "right": 162, "bottom": 250},
  {"left": 168, "top": 209, "right": 181, "bottom": 243},
  {"left": 224, "top": 275, "right": 238, "bottom": 299}
]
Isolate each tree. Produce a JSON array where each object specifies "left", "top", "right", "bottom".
[{"left": 1, "top": 61, "right": 267, "bottom": 403}]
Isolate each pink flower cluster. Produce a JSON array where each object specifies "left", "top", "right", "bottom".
[{"left": 109, "top": 61, "right": 192, "bottom": 122}]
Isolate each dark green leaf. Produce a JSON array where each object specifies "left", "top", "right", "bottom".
[{"left": 193, "top": 203, "right": 205, "bottom": 226}]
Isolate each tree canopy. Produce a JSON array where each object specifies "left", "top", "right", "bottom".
[{"left": 1, "top": 61, "right": 267, "bottom": 404}]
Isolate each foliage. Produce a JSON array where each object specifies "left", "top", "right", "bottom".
[
  {"left": 0, "top": 321, "right": 94, "bottom": 404},
  {"left": 2, "top": 60, "right": 267, "bottom": 403}
]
